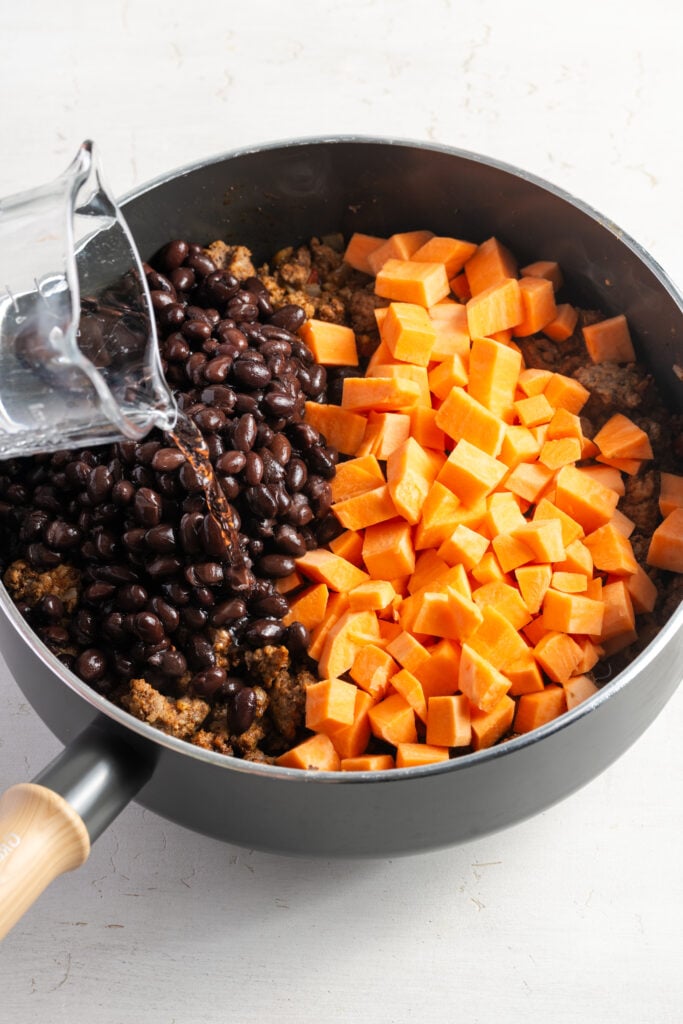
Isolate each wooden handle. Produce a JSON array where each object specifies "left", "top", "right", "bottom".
[{"left": 0, "top": 783, "right": 90, "bottom": 940}]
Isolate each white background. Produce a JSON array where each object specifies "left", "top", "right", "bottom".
[{"left": 1, "top": 2, "right": 682, "bottom": 1021}]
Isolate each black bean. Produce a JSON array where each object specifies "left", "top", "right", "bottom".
[
  {"left": 305, "top": 475, "right": 332, "bottom": 516},
  {"left": 284, "top": 621, "right": 310, "bottom": 656},
  {"left": 84, "top": 581, "right": 117, "bottom": 604},
  {"left": 162, "top": 582, "right": 191, "bottom": 607},
  {"left": 87, "top": 465, "right": 113, "bottom": 503},
  {"left": 64, "top": 460, "right": 90, "bottom": 488},
  {"left": 215, "top": 450, "right": 246, "bottom": 475},
  {"left": 203, "top": 355, "right": 232, "bottom": 383},
  {"left": 179, "top": 511, "right": 204, "bottom": 553},
  {"left": 164, "top": 333, "right": 192, "bottom": 362},
  {"left": 233, "top": 358, "right": 271, "bottom": 389},
  {"left": 200, "top": 385, "right": 236, "bottom": 410},
  {"left": 134, "top": 487, "right": 163, "bottom": 526},
  {"left": 273, "top": 523, "right": 306, "bottom": 556},
  {"left": 286, "top": 493, "right": 313, "bottom": 526},
  {"left": 117, "top": 584, "right": 149, "bottom": 611},
  {"left": 306, "top": 445, "right": 336, "bottom": 480},
  {"left": 233, "top": 413, "right": 257, "bottom": 452},
  {"left": 41, "top": 624, "right": 71, "bottom": 648},
  {"left": 256, "top": 553, "right": 295, "bottom": 578},
  {"left": 181, "top": 606, "right": 209, "bottom": 632},
  {"left": 305, "top": 363, "right": 327, "bottom": 397},
  {"left": 147, "top": 555, "right": 183, "bottom": 578},
  {"left": 159, "top": 303, "right": 187, "bottom": 331},
  {"left": 157, "top": 239, "right": 189, "bottom": 272},
  {"left": 202, "top": 270, "right": 240, "bottom": 306},
  {"left": 269, "top": 433, "right": 292, "bottom": 465},
  {"left": 123, "top": 527, "right": 147, "bottom": 553},
  {"left": 155, "top": 649, "right": 187, "bottom": 677},
  {"left": 112, "top": 480, "right": 135, "bottom": 505},
  {"left": 265, "top": 391, "right": 298, "bottom": 418},
  {"left": 251, "top": 593, "right": 289, "bottom": 619},
  {"left": 156, "top": 471, "right": 180, "bottom": 498},
  {"left": 243, "top": 276, "right": 274, "bottom": 316},
  {"left": 181, "top": 319, "right": 212, "bottom": 344},
  {"left": 111, "top": 447, "right": 133, "bottom": 472},
  {"left": 269, "top": 303, "right": 306, "bottom": 333},
  {"left": 189, "top": 667, "right": 225, "bottom": 698},
  {"left": 113, "top": 653, "right": 135, "bottom": 680},
  {"left": 133, "top": 611, "right": 164, "bottom": 644},
  {"left": 186, "top": 634, "right": 216, "bottom": 670},
  {"left": 151, "top": 448, "right": 186, "bottom": 472},
  {"left": 192, "top": 586, "right": 215, "bottom": 608},
  {"left": 290, "top": 340, "right": 314, "bottom": 365},
  {"left": 27, "top": 542, "right": 63, "bottom": 567},
  {"left": 95, "top": 564, "right": 140, "bottom": 584},
  {"left": 178, "top": 461, "right": 204, "bottom": 493},
  {"left": 33, "top": 485, "right": 62, "bottom": 513},
  {"left": 146, "top": 270, "right": 175, "bottom": 295},
  {"left": 102, "top": 611, "right": 127, "bottom": 643},
  {"left": 169, "top": 266, "right": 195, "bottom": 292},
  {"left": 315, "top": 513, "right": 343, "bottom": 547},
  {"left": 186, "top": 352, "right": 208, "bottom": 384},
  {"left": 75, "top": 648, "right": 107, "bottom": 683},
  {"left": 185, "top": 304, "right": 214, "bottom": 324},
  {"left": 149, "top": 596, "right": 180, "bottom": 633},
  {"left": 273, "top": 485, "right": 291, "bottom": 515},
  {"left": 223, "top": 564, "right": 255, "bottom": 593},
  {"left": 37, "top": 593, "right": 65, "bottom": 621},
  {"left": 71, "top": 609, "right": 97, "bottom": 644},
  {"left": 151, "top": 289, "right": 175, "bottom": 311},
  {"left": 186, "top": 252, "right": 217, "bottom": 278},
  {"left": 245, "top": 484, "right": 277, "bottom": 518},
  {"left": 223, "top": 677, "right": 245, "bottom": 700},
  {"left": 215, "top": 474, "right": 238, "bottom": 503},
  {"left": 199, "top": 513, "right": 232, "bottom": 559},
  {"left": 145, "top": 523, "right": 177, "bottom": 553},
  {"left": 194, "top": 407, "right": 225, "bottom": 433},
  {"left": 243, "top": 450, "right": 263, "bottom": 486},
  {"left": 19, "top": 509, "right": 48, "bottom": 541},
  {"left": 285, "top": 458, "right": 307, "bottom": 492},
  {"left": 43, "top": 520, "right": 81, "bottom": 549},
  {"left": 260, "top": 338, "right": 292, "bottom": 360},
  {"left": 135, "top": 441, "right": 160, "bottom": 465},
  {"left": 210, "top": 598, "right": 247, "bottom": 626},
  {"left": 252, "top": 518, "right": 275, "bottom": 540},
  {"left": 230, "top": 687, "right": 257, "bottom": 733},
  {"left": 192, "top": 562, "right": 223, "bottom": 586},
  {"left": 287, "top": 421, "right": 319, "bottom": 450},
  {"left": 244, "top": 618, "right": 284, "bottom": 647},
  {"left": 228, "top": 295, "right": 259, "bottom": 321}
]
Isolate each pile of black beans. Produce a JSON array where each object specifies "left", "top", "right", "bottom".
[{"left": 0, "top": 238, "right": 343, "bottom": 709}]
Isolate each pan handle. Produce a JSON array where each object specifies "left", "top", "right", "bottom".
[{"left": 0, "top": 720, "right": 154, "bottom": 940}]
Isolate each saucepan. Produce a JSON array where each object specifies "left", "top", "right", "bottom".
[{"left": 1, "top": 137, "right": 682, "bottom": 940}]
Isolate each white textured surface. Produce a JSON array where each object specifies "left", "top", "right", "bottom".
[{"left": 1, "top": 1, "right": 682, "bottom": 1021}]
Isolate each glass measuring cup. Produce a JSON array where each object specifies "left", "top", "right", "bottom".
[{"left": 0, "top": 140, "right": 177, "bottom": 459}]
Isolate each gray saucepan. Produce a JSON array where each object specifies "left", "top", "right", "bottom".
[{"left": 1, "top": 137, "right": 682, "bottom": 939}]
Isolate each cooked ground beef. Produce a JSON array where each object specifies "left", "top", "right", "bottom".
[{"left": 122, "top": 678, "right": 210, "bottom": 740}]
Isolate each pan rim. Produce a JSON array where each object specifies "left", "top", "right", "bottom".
[{"left": 3, "top": 134, "right": 682, "bottom": 783}]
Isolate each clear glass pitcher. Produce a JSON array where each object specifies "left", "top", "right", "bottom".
[{"left": 0, "top": 140, "right": 177, "bottom": 459}]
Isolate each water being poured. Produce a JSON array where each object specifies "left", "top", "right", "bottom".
[
  {"left": 168, "top": 410, "right": 243, "bottom": 566},
  {"left": 0, "top": 141, "right": 176, "bottom": 458}
]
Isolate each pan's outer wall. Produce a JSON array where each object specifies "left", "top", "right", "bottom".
[
  {"left": 0, "top": 603, "right": 680, "bottom": 855},
  {"left": 1, "top": 139, "right": 682, "bottom": 856}
]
